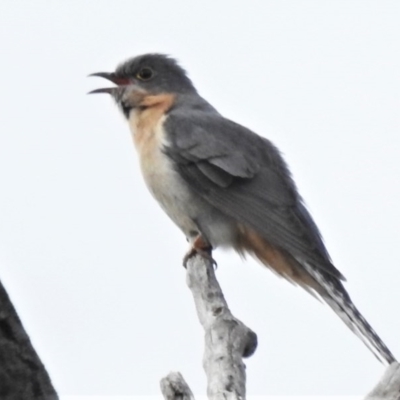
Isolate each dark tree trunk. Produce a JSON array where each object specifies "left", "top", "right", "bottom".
[{"left": 0, "top": 279, "right": 58, "bottom": 400}]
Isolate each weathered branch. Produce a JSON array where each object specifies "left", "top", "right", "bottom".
[
  {"left": 185, "top": 255, "right": 258, "bottom": 400},
  {"left": 366, "top": 362, "right": 400, "bottom": 400},
  {"left": 160, "top": 254, "right": 400, "bottom": 400},
  {"left": 160, "top": 371, "right": 195, "bottom": 400},
  {"left": 1, "top": 252, "right": 398, "bottom": 400},
  {"left": 0, "top": 278, "right": 58, "bottom": 400}
]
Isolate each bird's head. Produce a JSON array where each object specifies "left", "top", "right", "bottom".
[{"left": 89, "top": 53, "right": 196, "bottom": 118}]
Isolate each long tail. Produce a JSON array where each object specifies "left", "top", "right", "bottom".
[
  {"left": 237, "top": 227, "right": 396, "bottom": 364},
  {"left": 301, "top": 261, "right": 396, "bottom": 365}
]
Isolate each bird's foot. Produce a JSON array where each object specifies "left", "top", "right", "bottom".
[
  {"left": 183, "top": 247, "right": 217, "bottom": 269},
  {"left": 183, "top": 235, "right": 217, "bottom": 269}
]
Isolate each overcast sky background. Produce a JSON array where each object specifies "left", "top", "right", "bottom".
[{"left": 0, "top": 1, "right": 399, "bottom": 398}]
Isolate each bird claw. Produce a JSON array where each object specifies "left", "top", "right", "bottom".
[{"left": 182, "top": 247, "right": 218, "bottom": 269}]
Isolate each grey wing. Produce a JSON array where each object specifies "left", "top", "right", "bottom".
[{"left": 164, "top": 112, "right": 344, "bottom": 280}]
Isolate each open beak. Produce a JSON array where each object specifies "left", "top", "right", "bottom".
[{"left": 87, "top": 72, "right": 131, "bottom": 95}]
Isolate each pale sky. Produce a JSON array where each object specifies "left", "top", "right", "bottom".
[{"left": 0, "top": 0, "right": 399, "bottom": 398}]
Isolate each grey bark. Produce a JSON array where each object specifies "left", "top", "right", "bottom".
[
  {"left": 185, "top": 255, "right": 257, "bottom": 400},
  {"left": 1, "top": 256, "right": 398, "bottom": 400},
  {"left": 0, "top": 278, "right": 58, "bottom": 400},
  {"left": 160, "top": 254, "right": 400, "bottom": 400},
  {"left": 366, "top": 362, "right": 400, "bottom": 400},
  {"left": 160, "top": 371, "right": 195, "bottom": 400}
]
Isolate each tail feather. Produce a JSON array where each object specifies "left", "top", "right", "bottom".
[
  {"left": 302, "top": 261, "right": 396, "bottom": 365},
  {"left": 237, "top": 226, "right": 396, "bottom": 364}
]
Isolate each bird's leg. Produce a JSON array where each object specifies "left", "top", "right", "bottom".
[{"left": 183, "top": 234, "right": 217, "bottom": 268}]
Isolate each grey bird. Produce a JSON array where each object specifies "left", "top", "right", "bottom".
[{"left": 89, "top": 53, "right": 396, "bottom": 364}]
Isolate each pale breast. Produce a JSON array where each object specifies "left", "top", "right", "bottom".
[
  {"left": 127, "top": 97, "right": 238, "bottom": 248},
  {"left": 128, "top": 107, "right": 200, "bottom": 237}
]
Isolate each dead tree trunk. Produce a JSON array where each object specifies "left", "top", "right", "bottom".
[
  {"left": 162, "top": 255, "right": 258, "bottom": 400},
  {"left": 0, "top": 257, "right": 399, "bottom": 399},
  {"left": 160, "top": 255, "right": 400, "bottom": 400},
  {"left": 0, "top": 278, "right": 58, "bottom": 400}
]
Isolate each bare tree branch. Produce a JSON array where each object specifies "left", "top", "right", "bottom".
[
  {"left": 4, "top": 253, "right": 396, "bottom": 399},
  {"left": 185, "top": 255, "right": 258, "bottom": 400},
  {"left": 366, "top": 362, "right": 400, "bottom": 400},
  {"left": 160, "top": 371, "right": 195, "bottom": 400},
  {"left": 0, "top": 278, "right": 58, "bottom": 400}
]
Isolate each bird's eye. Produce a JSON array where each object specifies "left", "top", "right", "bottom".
[{"left": 136, "top": 67, "right": 154, "bottom": 81}]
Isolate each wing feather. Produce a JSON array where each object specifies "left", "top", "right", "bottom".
[{"left": 164, "top": 112, "right": 344, "bottom": 280}]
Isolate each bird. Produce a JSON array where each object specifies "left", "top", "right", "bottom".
[{"left": 89, "top": 53, "right": 396, "bottom": 364}]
